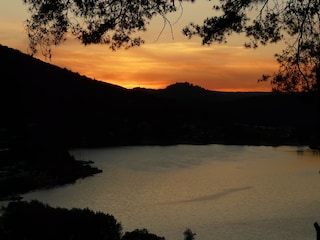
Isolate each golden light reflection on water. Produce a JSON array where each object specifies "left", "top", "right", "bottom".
[{"left": 22, "top": 145, "right": 320, "bottom": 240}]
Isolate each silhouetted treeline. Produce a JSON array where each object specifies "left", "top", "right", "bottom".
[
  {"left": 0, "top": 200, "right": 165, "bottom": 240},
  {"left": 0, "top": 200, "right": 122, "bottom": 240},
  {"left": 1, "top": 44, "right": 318, "bottom": 149}
]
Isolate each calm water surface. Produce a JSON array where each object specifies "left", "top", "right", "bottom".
[{"left": 22, "top": 144, "right": 320, "bottom": 240}]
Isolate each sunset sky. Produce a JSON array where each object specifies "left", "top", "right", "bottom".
[{"left": 0, "top": 0, "right": 284, "bottom": 91}]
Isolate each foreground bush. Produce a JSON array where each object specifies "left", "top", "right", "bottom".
[
  {"left": 122, "top": 229, "right": 165, "bottom": 240},
  {"left": 0, "top": 200, "right": 122, "bottom": 240}
]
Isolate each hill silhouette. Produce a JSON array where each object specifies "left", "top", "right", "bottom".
[
  {"left": 0, "top": 44, "right": 318, "bottom": 149},
  {"left": 1, "top": 44, "right": 319, "bottom": 199}
]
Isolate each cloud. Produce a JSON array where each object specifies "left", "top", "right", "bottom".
[
  {"left": 1, "top": 0, "right": 284, "bottom": 91},
  {"left": 38, "top": 36, "right": 278, "bottom": 92}
]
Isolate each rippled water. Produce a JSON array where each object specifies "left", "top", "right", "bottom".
[{"left": 22, "top": 144, "right": 320, "bottom": 240}]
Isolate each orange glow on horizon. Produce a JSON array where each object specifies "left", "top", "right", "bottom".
[
  {"left": 1, "top": 0, "right": 284, "bottom": 92},
  {"left": 44, "top": 41, "right": 278, "bottom": 92}
]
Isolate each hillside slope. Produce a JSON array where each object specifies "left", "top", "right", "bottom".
[{"left": 1, "top": 44, "right": 317, "bottom": 148}]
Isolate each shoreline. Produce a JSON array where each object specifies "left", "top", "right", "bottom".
[
  {"left": 1, "top": 142, "right": 319, "bottom": 202},
  {"left": 0, "top": 148, "right": 102, "bottom": 202}
]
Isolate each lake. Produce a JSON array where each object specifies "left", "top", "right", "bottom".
[{"left": 21, "top": 144, "right": 320, "bottom": 240}]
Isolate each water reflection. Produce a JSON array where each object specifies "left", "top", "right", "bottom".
[
  {"left": 21, "top": 144, "right": 320, "bottom": 240},
  {"left": 167, "top": 186, "right": 253, "bottom": 204},
  {"left": 296, "top": 148, "right": 320, "bottom": 156}
]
